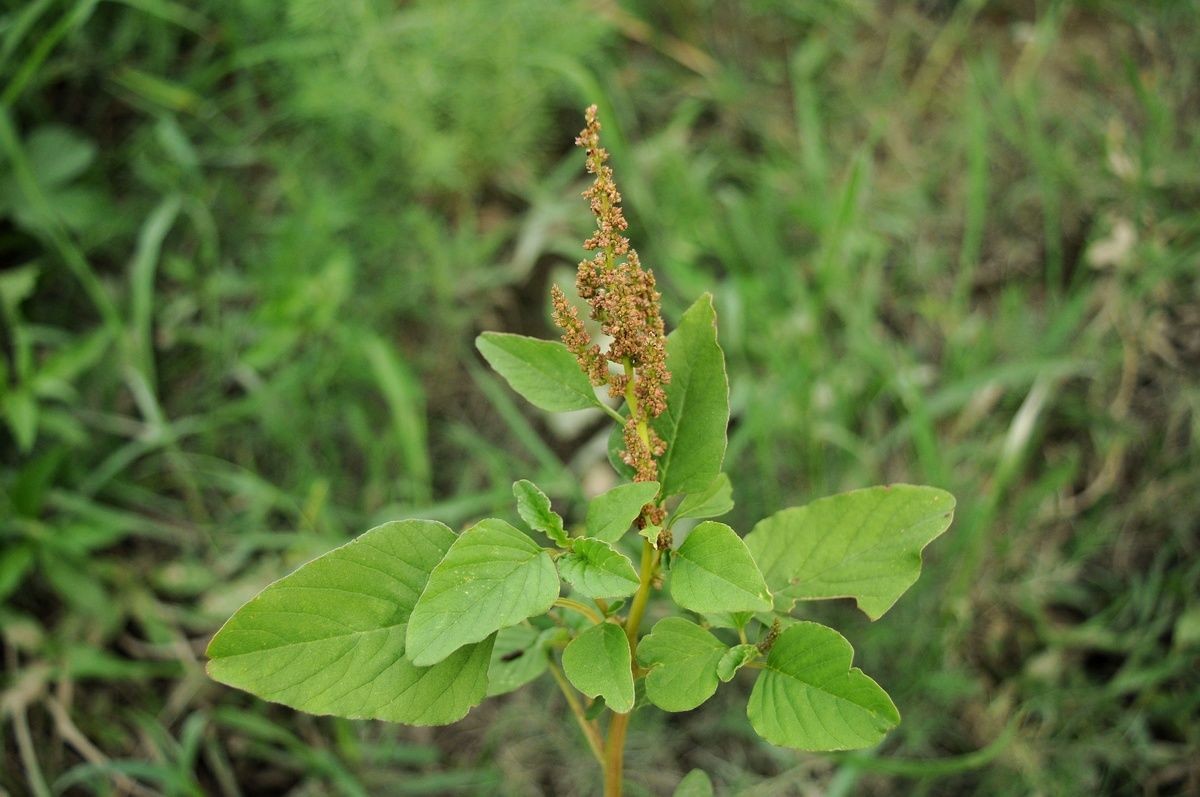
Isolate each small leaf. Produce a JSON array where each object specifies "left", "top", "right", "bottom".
[
  {"left": 717, "top": 644, "right": 758, "bottom": 682},
  {"left": 558, "top": 538, "right": 640, "bottom": 599},
  {"left": 586, "top": 481, "right": 660, "bottom": 543},
  {"left": 747, "top": 622, "right": 899, "bottom": 751},
  {"left": 406, "top": 519, "right": 559, "bottom": 666},
  {"left": 652, "top": 295, "right": 729, "bottom": 497},
  {"left": 670, "top": 522, "right": 772, "bottom": 614},
  {"left": 638, "top": 523, "right": 663, "bottom": 546},
  {"left": 673, "top": 770, "right": 714, "bottom": 797},
  {"left": 512, "top": 479, "right": 568, "bottom": 546},
  {"left": 476, "top": 332, "right": 602, "bottom": 413},
  {"left": 637, "top": 618, "right": 726, "bottom": 712},
  {"left": 206, "top": 520, "right": 492, "bottom": 725},
  {"left": 744, "top": 485, "right": 956, "bottom": 620},
  {"left": 487, "top": 626, "right": 565, "bottom": 697},
  {"left": 561, "top": 623, "right": 634, "bottom": 714},
  {"left": 671, "top": 473, "right": 733, "bottom": 522}
]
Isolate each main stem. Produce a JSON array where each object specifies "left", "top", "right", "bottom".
[{"left": 603, "top": 539, "right": 657, "bottom": 797}]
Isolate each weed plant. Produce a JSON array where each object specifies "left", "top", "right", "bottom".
[{"left": 207, "top": 107, "right": 956, "bottom": 796}]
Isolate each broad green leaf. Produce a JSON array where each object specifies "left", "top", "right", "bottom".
[
  {"left": 586, "top": 481, "right": 660, "bottom": 543},
  {"left": 636, "top": 618, "right": 726, "bottom": 712},
  {"left": 557, "top": 538, "right": 640, "bottom": 599},
  {"left": 744, "top": 485, "right": 956, "bottom": 620},
  {"left": 206, "top": 520, "right": 492, "bottom": 725},
  {"left": 476, "top": 332, "right": 601, "bottom": 413},
  {"left": 561, "top": 623, "right": 634, "bottom": 713},
  {"left": 487, "top": 626, "right": 566, "bottom": 697},
  {"left": 670, "top": 522, "right": 772, "bottom": 614},
  {"left": 671, "top": 473, "right": 733, "bottom": 523},
  {"left": 673, "top": 770, "right": 714, "bottom": 797},
  {"left": 717, "top": 644, "right": 758, "bottom": 682},
  {"left": 652, "top": 295, "right": 729, "bottom": 497},
  {"left": 512, "top": 479, "right": 568, "bottom": 546},
  {"left": 406, "top": 519, "right": 559, "bottom": 666},
  {"left": 747, "top": 622, "right": 899, "bottom": 751}
]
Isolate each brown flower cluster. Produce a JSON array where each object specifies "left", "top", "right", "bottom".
[{"left": 552, "top": 106, "right": 670, "bottom": 499}]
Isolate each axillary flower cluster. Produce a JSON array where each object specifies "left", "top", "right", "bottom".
[{"left": 551, "top": 106, "right": 670, "bottom": 523}]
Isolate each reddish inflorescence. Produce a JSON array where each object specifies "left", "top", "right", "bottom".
[{"left": 552, "top": 106, "right": 670, "bottom": 518}]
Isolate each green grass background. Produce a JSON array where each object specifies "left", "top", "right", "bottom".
[{"left": 2, "top": 0, "right": 1198, "bottom": 794}]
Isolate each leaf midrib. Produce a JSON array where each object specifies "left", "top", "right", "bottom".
[
  {"left": 677, "top": 545, "right": 766, "bottom": 603},
  {"left": 212, "top": 621, "right": 405, "bottom": 659},
  {"left": 791, "top": 496, "right": 947, "bottom": 589},
  {"left": 763, "top": 656, "right": 889, "bottom": 720}
]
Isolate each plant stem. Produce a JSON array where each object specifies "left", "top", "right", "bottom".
[
  {"left": 604, "top": 714, "right": 628, "bottom": 797},
  {"left": 548, "top": 660, "right": 604, "bottom": 765},
  {"left": 553, "top": 597, "right": 604, "bottom": 625},
  {"left": 624, "top": 541, "right": 657, "bottom": 650},
  {"left": 622, "top": 359, "right": 652, "bottom": 449},
  {"left": 603, "top": 539, "right": 658, "bottom": 797},
  {"left": 600, "top": 402, "right": 627, "bottom": 424}
]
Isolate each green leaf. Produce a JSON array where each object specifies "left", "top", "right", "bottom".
[
  {"left": 671, "top": 473, "right": 733, "bottom": 523},
  {"left": 744, "top": 485, "right": 956, "bottom": 620},
  {"left": 206, "top": 520, "right": 492, "bottom": 726},
  {"left": 636, "top": 618, "right": 726, "bottom": 712},
  {"left": 717, "top": 644, "right": 758, "bottom": 682},
  {"left": 747, "top": 621, "right": 899, "bottom": 751},
  {"left": 406, "top": 519, "right": 559, "bottom": 666},
  {"left": 476, "top": 332, "right": 601, "bottom": 413},
  {"left": 670, "top": 522, "right": 772, "bottom": 614},
  {"left": 512, "top": 479, "right": 568, "bottom": 546},
  {"left": 652, "top": 295, "right": 729, "bottom": 497},
  {"left": 638, "top": 523, "right": 663, "bottom": 546},
  {"left": 487, "top": 626, "right": 566, "bottom": 697},
  {"left": 561, "top": 622, "right": 634, "bottom": 714},
  {"left": 673, "top": 770, "right": 714, "bottom": 797},
  {"left": 586, "top": 481, "right": 660, "bottom": 543},
  {"left": 557, "top": 538, "right": 640, "bottom": 599}
]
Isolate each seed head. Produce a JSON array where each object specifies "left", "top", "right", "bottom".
[{"left": 552, "top": 106, "right": 671, "bottom": 484}]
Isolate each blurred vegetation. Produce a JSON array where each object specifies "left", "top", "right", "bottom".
[{"left": 2, "top": 0, "right": 1198, "bottom": 795}]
